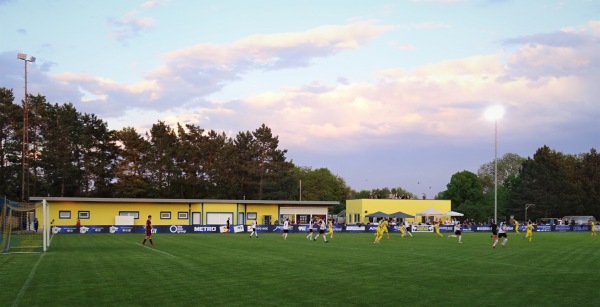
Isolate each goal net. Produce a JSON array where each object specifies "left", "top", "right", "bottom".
[{"left": 1, "top": 197, "right": 49, "bottom": 253}]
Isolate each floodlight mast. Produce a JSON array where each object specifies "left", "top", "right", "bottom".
[
  {"left": 485, "top": 105, "right": 505, "bottom": 224},
  {"left": 17, "top": 53, "right": 35, "bottom": 203}
]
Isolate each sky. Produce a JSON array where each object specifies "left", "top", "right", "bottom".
[{"left": 1, "top": 0, "right": 599, "bottom": 198}]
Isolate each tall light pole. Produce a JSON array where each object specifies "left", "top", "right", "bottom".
[
  {"left": 17, "top": 53, "right": 36, "bottom": 203},
  {"left": 485, "top": 105, "right": 505, "bottom": 223},
  {"left": 525, "top": 203, "right": 534, "bottom": 223}
]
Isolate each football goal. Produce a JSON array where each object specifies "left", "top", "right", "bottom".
[{"left": 1, "top": 197, "right": 50, "bottom": 253}]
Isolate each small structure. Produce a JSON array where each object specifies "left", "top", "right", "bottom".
[{"left": 346, "top": 199, "right": 451, "bottom": 224}]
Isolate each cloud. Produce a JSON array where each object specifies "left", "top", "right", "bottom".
[
  {"left": 222, "top": 22, "right": 600, "bottom": 152},
  {"left": 107, "top": 11, "right": 155, "bottom": 43},
  {"left": 10, "top": 21, "right": 394, "bottom": 119},
  {"left": 141, "top": 0, "right": 164, "bottom": 8},
  {"left": 502, "top": 21, "right": 600, "bottom": 79}
]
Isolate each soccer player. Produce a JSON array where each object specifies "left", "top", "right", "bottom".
[
  {"left": 380, "top": 218, "right": 390, "bottom": 240},
  {"left": 448, "top": 222, "right": 462, "bottom": 243},
  {"left": 226, "top": 217, "right": 231, "bottom": 234},
  {"left": 493, "top": 220, "right": 508, "bottom": 248},
  {"left": 404, "top": 220, "right": 413, "bottom": 238},
  {"left": 142, "top": 215, "right": 155, "bottom": 246},
  {"left": 314, "top": 219, "right": 328, "bottom": 243},
  {"left": 374, "top": 222, "right": 384, "bottom": 244},
  {"left": 326, "top": 219, "right": 334, "bottom": 239},
  {"left": 590, "top": 219, "right": 596, "bottom": 236},
  {"left": 306, "top": 218, "right": 315, "bottom": 240},
  {"left": 490, "top": 219, "right": 498, "bottom": 242},
  {"left": 249, "top": 220, "right": 258, "bottom": 238},
  {"left": 514, "top": 219, "right": 520, "bottom": 235},
  {"left": 433, "top": 221, "right": 442, "bottom": 237},
  {"left": 282, "top": 218, "right": 289, "bottom": 240},
  {"left": 524, "top": 221, "right": 534, "bottom": 242},
  {"left": 399, "top": 223, "right": 406, "bottom": 237}
]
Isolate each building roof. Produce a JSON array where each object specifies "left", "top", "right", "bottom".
[{"left": 29, "top": 197, "right": 338, "bottom": 206}]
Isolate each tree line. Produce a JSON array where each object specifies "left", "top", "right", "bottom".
[
  {"left": 440, "top": 148, "right": 600, "bottom": 222},
  {"left": 0, "top": 88, "right": 349, "bottom": 213},
  {"left": 2, "top": 87, "right": 597, "bottom": 220}
]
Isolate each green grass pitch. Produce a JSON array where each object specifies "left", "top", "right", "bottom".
[{"left": 1, "top": 231, "right": 598, "bottom": 306}]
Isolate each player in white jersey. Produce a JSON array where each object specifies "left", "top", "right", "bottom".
[
  {"left": 313, "top": 219, "right": 329, "bottom": 243},
  {"left": 249, "top": 220, "right": 258, "bottom": 238},
  {"left": 447, "top": 222, "right": 463, "bottom": 243},
  {"left": 282, "top": 218, "right": 290, "bottom": 240},
  {"left": 404, "top": 220, "right": 413, "bottom": 237},
  {"left": 306, "top": 218, "right": 315, "bottom": 240},
  {"left": 493, "top": 220, "right": 508, "bottom": 248}
]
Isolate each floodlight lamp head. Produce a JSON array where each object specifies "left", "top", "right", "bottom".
[
  {"left": 485, "top": 105, "right": 505, "bottom": 121},
  {"left": 29, "top": 56, "right": 36, "bottom": 63}
]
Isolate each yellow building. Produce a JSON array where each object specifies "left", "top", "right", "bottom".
[
  {"left": 346, "top": 199, "right": 452, "bottom": 224},
  {"left": 30, "top": 197, "right": 337, "bottom": 228}
]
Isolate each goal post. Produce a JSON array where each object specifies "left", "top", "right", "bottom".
[{"left": 0, "top": 196, "right": 47, "bottom": 253}]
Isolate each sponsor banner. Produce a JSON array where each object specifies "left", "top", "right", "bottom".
[
  {"left": 83, "top": 226, "right": 107, "bottom": 234},
  {"left": 461, "top": 226, "right": 474, "bottom": 232},
  {"left": 192, "top": 226, "right": 219, "bottom": 233},
  {"left": 168, "top": 225, "right": 187, "bottom": 234},
  {"left": 270, "top": 225, "right": 296, "bottom": 232},
  {"left": 366, "top": 225, "right": 379, "bottom": 232},
  {"left": 345, "top": 225, "right": 366, "bottom": 232},
  {"left": 476, "top": 226, "right": 492, "bottom": 232},
  {"left": 48, "top": 223, "right": 597, "bottom": 234},
  {"left": 536, "top": 225, "right": 552, "bottom": 232},
  {"left": 412, "top": 225, "right": 433, "bottom": 232},
  {"left": 572, "top": 225, "right": 591, "bottom": 232},
  {"left": 440, "top": 225, "right": 454, "bottom": 232}
]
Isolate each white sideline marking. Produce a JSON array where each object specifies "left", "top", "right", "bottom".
[
  {"left": 12, "top": 253, "right": 45, "bottom": 307},
  {"left": 135, "top": 243, "right": 176, "bottom": 258}
]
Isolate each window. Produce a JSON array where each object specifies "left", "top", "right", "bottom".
[
  {"left": 59, "top": 211, "right": 71, "bottom": 219},
  {"left": 119, "top": 211, "right": 139, "bottom": 219},
  {"left": 247, "top": 212, "right": 257, "bottom": 220},
  {"left": 160, "top": 212, "right": 171, "bottom": 219},
  {"left": 78, "top": 211, "right": 90, "bottom": 219},
  {"left": 178, "top": 212, "right": 188, "bottom": 219}
]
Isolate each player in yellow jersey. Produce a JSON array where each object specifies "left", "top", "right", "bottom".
[
  {"left": 590, "top": 219, "right": 596, "bottom": 237},
  {"left": 374, "top": 223, "right": 384, "bottom": 244},
  {"left": 380, "top": 218, "right": 390, "bottom": 240},
  {"left": 326, "top": 219, "right": 334, "bottom": 238},
  {"left": 399, "top": 223, "right": 406, "bottom": 238},
  {"left": 514, "top": 219, "right": 520, "bottom": 235},
  {"left": 524, "top": 221, "right": 534, "bottom": 242},
  {"left": 434, "top": 222, "right": 443, "bottom": 237}
]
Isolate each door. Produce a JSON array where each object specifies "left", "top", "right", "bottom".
[{"left": 192, "top": 212, "right": 202, "bottom": 225}]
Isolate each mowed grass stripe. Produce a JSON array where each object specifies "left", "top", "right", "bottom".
[{"left": 1, "top": 232, "right": 598, "bottom": 306}]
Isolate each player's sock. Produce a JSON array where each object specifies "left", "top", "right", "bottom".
[
  {"left": 493, "top": 239, "right": 498, "bottom": 247},
  {"left": 142, "top": 239, "right": 146, "bottom": 244}
]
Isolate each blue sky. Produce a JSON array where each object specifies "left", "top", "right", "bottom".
[{"left": 1, "top": 0, "right": 599, "bottom": 197}]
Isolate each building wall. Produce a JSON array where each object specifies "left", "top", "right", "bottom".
[
  {"left": 35, "top": 200, "right": 315, "bottom": 227},
  {"left": 42, "top": 201, "right": 193, "bottom": 227},
  {"left": 346, "top": 199, "right": 452, "bottom": 224}
]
